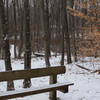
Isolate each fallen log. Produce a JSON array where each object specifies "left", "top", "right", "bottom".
[
  {"left": 34, "top": 53, "right": 45, "bottom": 57},
  {"left": 91, "top": 70, "right": 100, "bottom": 74},
  {"left": 75, "top": 64, "right": 92, "bottom": 72},
  {"left": 76, "top": 64, "right": 100, "bottom": 74}
]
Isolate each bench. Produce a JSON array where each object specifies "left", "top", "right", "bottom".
[{"left": 0, "top": 66, "right": 74, "bottom": 100}]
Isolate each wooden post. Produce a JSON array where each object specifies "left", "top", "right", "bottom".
[{"left": 49, "top": 75, "right": 57, "bottom": 100}]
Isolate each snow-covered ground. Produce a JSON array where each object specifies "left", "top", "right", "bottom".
[{"left": 0, "top": 46, "right": 100, "bottom": 100}]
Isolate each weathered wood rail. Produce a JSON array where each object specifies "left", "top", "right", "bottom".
[{"left": 0, "top": 66, "right": 74, "bottom": 100}]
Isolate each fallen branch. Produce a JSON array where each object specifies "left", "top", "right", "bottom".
[
  {"left": 76, "top": 64, "right": 100, "bottom": 74},
  {"left": 91, "top": 70, "right": 100, "bottom": 74},
  {"left": 34, "top": 53, "right": 45, "bottom": 57},
  {"left": 75, "top": 64, "right": 92, "bottom": 72}
]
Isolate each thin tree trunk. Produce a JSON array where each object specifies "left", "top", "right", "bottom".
[
  {"left": 44, "top": 0, "right": 51, "bottom": 67},
  {"left": 0, "top": 0, "right": 14, "bottom": 91},
  {"left": 63, "top": 0, "right": 72, "bottom": 64},
  {"left": 69, "top": 0, "right": 77, "bottom": 62},
  {"left": 13, "top": 0, "right": 17, "bottom": 59},
  {"left": 23, "top": 0, "right": 31, "bottom": 88}
]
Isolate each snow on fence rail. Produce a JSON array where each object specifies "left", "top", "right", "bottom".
[{"left": 0, "top": 66, "right": 74, "bottom": 100}]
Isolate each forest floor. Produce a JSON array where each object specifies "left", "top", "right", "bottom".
[{"left": 0, "top": 46, "right": 100, "bottom": 100}]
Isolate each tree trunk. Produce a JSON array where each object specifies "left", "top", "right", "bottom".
[
  {"left": 13, "top": 0, "right": 17, "bottom": 59},
  {"left": 69, "top": 0, "right": 77, "bottom": 62},
  {"left": 63, "top": 0, "right": 72, "bottom": 64},
  {"left": 23, "top": 0, "right": 31, "bottom": 88},
  {"left": 44, "top": 0, "right": 51, "bottom": 67},
  {"left": 0, "top": 0, "right": 14, "bottom": 91}
]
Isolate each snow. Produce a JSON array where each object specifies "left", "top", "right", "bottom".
[
  {"left": 0, "top": 46, "right": 100, "bottom": 100},
  {"left": 0, "top": 82, "right": 73, "bottom": 98}
]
